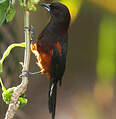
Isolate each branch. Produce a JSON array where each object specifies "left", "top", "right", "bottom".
[{"left": 4, "top": 9, "right": 30, "bottom": 119}]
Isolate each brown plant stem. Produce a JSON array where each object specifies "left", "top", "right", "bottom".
[{"left": 4, "top": 6, "right": 31, "bottom": 119}]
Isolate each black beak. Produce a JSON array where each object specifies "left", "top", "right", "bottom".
[{"left": 38, "top": 2, "right": 51, "bottom": 12}]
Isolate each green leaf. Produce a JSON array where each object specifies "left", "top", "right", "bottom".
[
  {"left": 27, "top": 0, "right": 40, "bottom": 11},
  {"left": 2, "top": 86, "right": 28, "bottom": 109},
  {"left": 0, "top": 0, "right": 9, "bottom": 25},
  {"left": 19, "top": 0, "right": 24, "bottom": 7},
  {"left": 2, "top": 87, "right": 15, "bottom": 104},
  {"left": 6, "top": 4, "right": 16, "bottom": 22},
  {"left": 0, "top": 77, "right": 27, "bottom": 108},
  {"left": 0, "top": 0, "right": 7, "bottom": 4},
  {"left": 0, "top": 78, "right": 27, "bottom": 109},
  {"left": 28, "top": 1, "right": 36, "bottom": 11},
  {"left": 18, "top": 97, "right": 28, "bottom": 109}
]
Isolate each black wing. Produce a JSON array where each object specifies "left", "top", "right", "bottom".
[{"left": 48, "top": 34, "right": 68, "bottom": 119}]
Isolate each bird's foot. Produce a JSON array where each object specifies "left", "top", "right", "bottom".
[
  {"left": 19, "top": 70, "right": 41, "bottom": 78},
  {"left": 19, "top": 70, "right": 30, "bottom": 78}
]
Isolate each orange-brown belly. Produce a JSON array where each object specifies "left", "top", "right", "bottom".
[{"left": 31, "top": 43, "right": 52, "bottom": 75}]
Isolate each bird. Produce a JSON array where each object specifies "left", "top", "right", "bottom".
[{"left": 31, "top": 2, "right": 71, "bottom": 119}]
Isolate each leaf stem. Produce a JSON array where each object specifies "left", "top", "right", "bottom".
[
  {"left": 0, "top": 77, "right": 7, "bottom": 93},
  {"left": 0, "top": 42, "right": 25, "bottom": 65}
]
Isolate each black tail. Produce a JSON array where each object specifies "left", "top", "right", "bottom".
[{"left": 48, "top": 79, "right": 57, "bottom": 119}]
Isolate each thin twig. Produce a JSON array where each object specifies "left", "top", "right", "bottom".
[{"left": 4, "top": 6, "right": 30, "bottom": 119}]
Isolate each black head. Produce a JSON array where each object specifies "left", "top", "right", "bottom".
[{"left": 39, "top": 2, "right": 71, "bottom": 27}]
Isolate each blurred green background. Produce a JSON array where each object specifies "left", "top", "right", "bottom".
[{"left": 1, "top": 0, "right": 116, "bottom": 119}]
